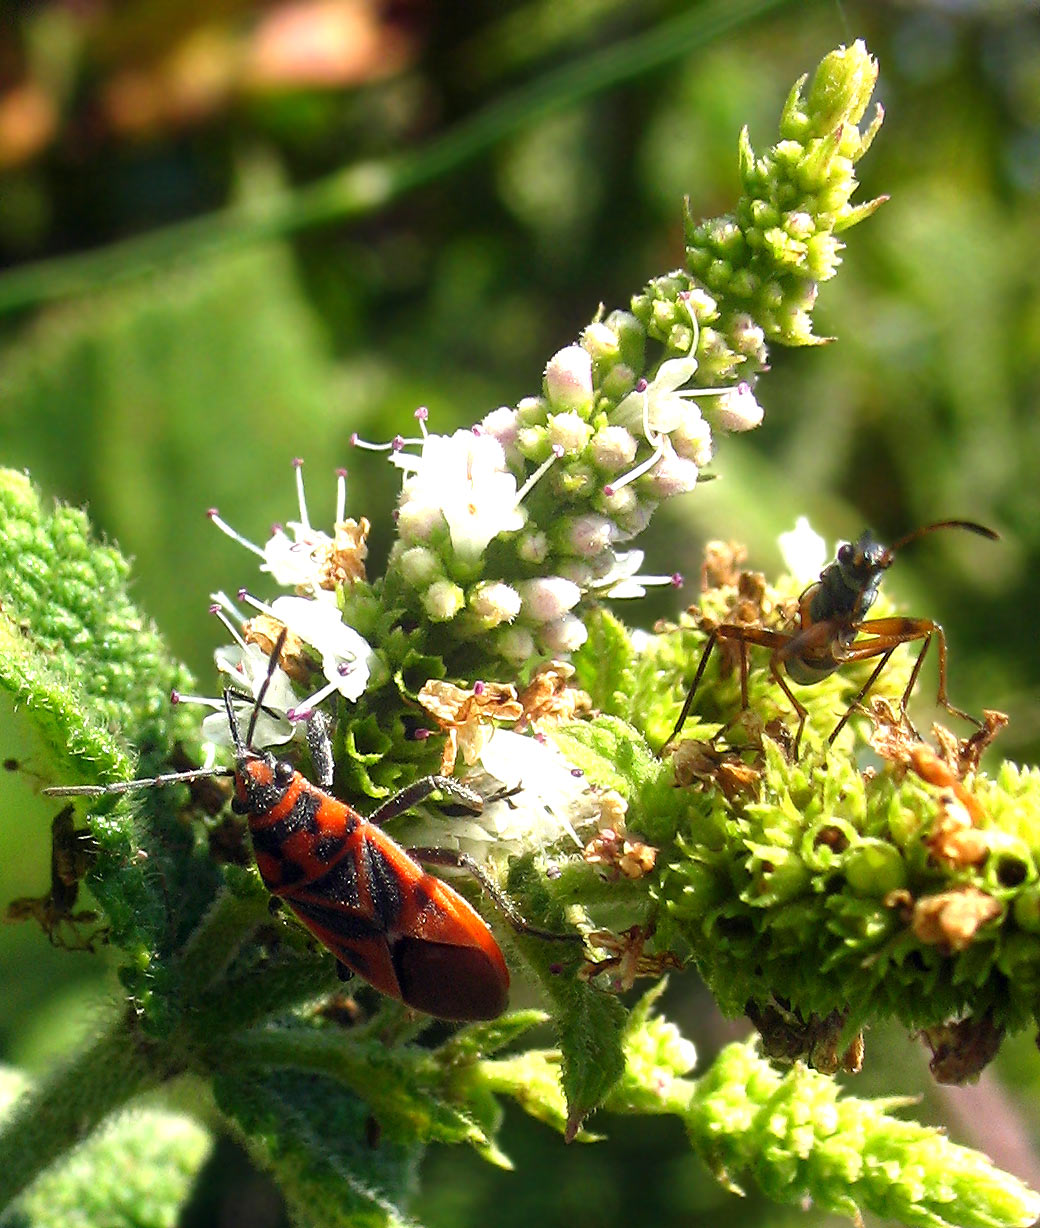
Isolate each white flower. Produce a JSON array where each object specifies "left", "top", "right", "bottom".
[
  {"left": 480, "top": 406, "right": 520, "bottom": 449},
  {"left": 234, "top": 592, "right": 376, "bottom": 718},
  {"left": 423, "top": 579, "right": 465, "bottom": 621},
  {"left": 778, "top": 516, "right": 828, "bottom": 587},
  {"left": 208, "top": 461, "right": 350, "bottom": 600},
  {"left": 564, "top": 513, "right": 615, "bottom": 557},
  {"left": 472, "top": 730, "right": 602, "bottom": 852},
  {"left": 589, "top": 549, "right": 682, "bottom": 599},
  {"left": 393, "top": 430, "right": 526, "bottom": 563},
  {"left": 589, "top": 425, "right": 638, "bottom": 472},
  {"left": 269, "top": 596, "right": 373, "bottom": 705},
  {"left": 605, "top": 294, "right": 753, "bottom": 498},
  {"left": 395, "top": 545, "right": 441, "bottom": 586},
  {"left": 469, "top": 581, "right": 523, "bottom": 627},
  {"left": 184, "top": 641, "right": 297, "bottom": 749},
  {"left": 547, "top": 411, "right": 593, "bottom": 455}
]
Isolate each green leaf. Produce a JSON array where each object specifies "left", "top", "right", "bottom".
[
  {"left": 570, "top": 609, "right": 636, "bottom": 714},
  {"left": 0, "top": 468, "right": 221, "bottom": 991},
  {"left": 213, "top": 1027, "right": 489, "bottom": 1151},
  {"left": 215, "top": 1068, "right": 421, "bottom": 1228},
  {"left": 547, "top": 715, "right": 658, "bottom": 800}
]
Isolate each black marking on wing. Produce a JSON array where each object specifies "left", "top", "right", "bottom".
[
  {"left": 250, "top": 789, "right": 322, "bottom": 858},
  {"left": 363, "top": 838, "right": 404, "bottom": 931},
  {"left": 290, "top": 895, "right": 384, "bottom": 943},
  {"left": 311, "top": 854, "right": 362, "bottom": 910}
]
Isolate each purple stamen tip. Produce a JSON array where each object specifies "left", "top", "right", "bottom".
[
  {"left": 414, "top": 727, "right": 431, "bottom": 741},
  {"left": 678, "top": 290, "right": 690, "bottom": 301},
  {"left": 206, "top": 507, "right": 219, "bottom": 519},
  {"left": 391, "top": 435, "right": 404, "bottom": 451},
  {"left": 671, "top": 572, "right": 684, "bottom": 588},
  {"left": 170, "top": 690, "right": 182, "bottom": 704},
  {"left": 237, "top": 588, "right": 248, "bottom": 601},
  {"left": 292, "top": 457, "right": 303, "bottom": 469},
  {"left": 636, "top": 378, "right": 648, "bottom": 393},
  {"left": 350, "top": 432, "right": 359, "bottom": 446},
  {"left": 471, "top": 424, "right": 484, "bottom": 435},
  {"left": 603, "top": 484, "right": 615, "bottom": 498},
  {"left": 287, "top": 707, "right": 310, "bottom": 723},
  {"left": 271, "top": 522, "right": 283, "bottom": 534},
  {"left": 415, "top": 406, "right": 428, "bottom": 420},
  {"left": 473, "top": 680, "right": 485, "bottom": 696},
  {"left": 549, "top": 963, "right": 564, "bottom": 976},
  {"left": 337, "top": 662, "right": 354, "bottom": 677},
  {"left": 551, "top": 443, "right": 565, "bottom": 457},
  {"left": 336, "top": 467, "right": 347, "bottom": 477},
  {"left": 534, "top": 732, "right": 547, "bottom": 744},
  {"left": 208, "top": 603, "right": 220, "bottom": 615},
  {"left": 546, "top": 862, "right": 561, "bottom": 880},
  {"left": 570, "top": 768, "right": 584, "bottom": 778}
]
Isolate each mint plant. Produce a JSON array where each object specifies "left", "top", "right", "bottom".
[{"left": 2, "top": 42, "right": 1039, "bottom": 1228}]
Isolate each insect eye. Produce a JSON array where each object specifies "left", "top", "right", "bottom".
[
  {"left": 837, "top": 543, "right": 854, "bottom": 566},
  {"left": 273, "top": 761, "right": 295, "bottom": 787}
]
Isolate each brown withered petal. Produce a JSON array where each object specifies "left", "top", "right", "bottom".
[
  {"left": 921, "top": 1013, "right": 1004, "bottom": 1084},
  {"left": 318, "top": 517, "right": 370, "bottom": 589},
  {"left": 912, "top": 887, "right": 1003, "bottom": 952},
  {"left": 579, "top": 925, "right": 681, "bottom": 992},
  {"left": 928, "top": 793, "right": 991, "bottom": 867},
  {"left": 417, "top": 679, "right": 523, "bottom": 773},
  {"left": 243, "top": 615, "right": 319, "bottom": 683},
  {"left": 700, "top": 540, "right": 747, "bottom": 591},
  {"left": 517, "top": 660, "right": 591, "bottom": 727}
]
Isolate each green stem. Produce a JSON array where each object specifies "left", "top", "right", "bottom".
[
  {"left": 0, "top": 1011, "right": 163, "bottom": 1212},
  {"left": 0, "top": 0, "right": 799, "bottom": 314},
  {"left": 172, "top": 882, "right": 270, "bottom": 1004}
]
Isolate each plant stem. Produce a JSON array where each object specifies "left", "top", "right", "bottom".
[
  {"left": 0, "top": 0, "right": 798, "bottom": 314},
  {"left": 0, "top": 1011, "right": 163, "bottom": 1211}
]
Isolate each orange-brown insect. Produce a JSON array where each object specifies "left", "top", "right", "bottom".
[
  {"left": 663, "top": 520, "right": 998, "bottom": 756},
  {"left": 47, "top": 636, "right": 578, "bottom": 1020}
]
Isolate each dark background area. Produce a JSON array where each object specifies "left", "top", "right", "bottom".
[{"left": 1, "top": 2, "right": 1038, "bottom": 1224}]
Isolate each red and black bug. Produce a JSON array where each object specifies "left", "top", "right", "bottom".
[
  {"left": 662, "top": 519, "right": 999, "bottom": 756},
  {"left": 46, "top": 634, "right": 579, "bottom": 1020}
]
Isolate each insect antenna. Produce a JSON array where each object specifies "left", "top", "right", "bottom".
[
  {"left": 884, "top": 519, "right": 999, "bottom": 563},
  {"left": 243, "top": 626, "right": 289, "bottom": 750},
  {"left": 44, "top": 628, "right": 294, "bottom": 800},
  {"left": 42, "top": 765, "right": 235, "bottom": 799}
]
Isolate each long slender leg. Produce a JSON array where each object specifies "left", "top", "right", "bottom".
[
  {"left": 842, "top": 617, "right": 982, "bottom": 731},
  {"left": 661, "top": 624, "right": 801, "bottom": 755},
  {"left": 660, "top": 628, "right": 719, "bottom": 753},
  {"left": 407, "top": 846, "right": 583, "bottom": 943},
  {"left": 767, "top": 656, "right": 810, "bottom": 756},
  {"left": 828, "top": 647, "right": 897, "bottom": 744},
  {"left": 367, "top": 776, "right": 484, "bottom": 827}
]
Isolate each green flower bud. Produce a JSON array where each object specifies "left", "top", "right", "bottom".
[{"left": 806, "top": 40, "right": 879, "bottom": 137}]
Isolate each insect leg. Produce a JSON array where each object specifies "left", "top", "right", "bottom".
[
  {"left": 305, "top": 711, "right": 335, "bottom": 790},
  {"left": 406, "top": 847, "right": 583, "bottom": 943},
  {"left": 660, "top": 627, "right": 719, "bottom": 753},
  {"left": 367, "top": 776, "right": 484, "bottom": 827}
]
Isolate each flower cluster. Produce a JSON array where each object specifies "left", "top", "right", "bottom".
[{"left": 354, "top": 295, "right": 762, "bottom": 667}]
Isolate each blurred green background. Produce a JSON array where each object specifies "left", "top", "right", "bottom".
[{"left": 1, "top": 1, "right": 1039, "bottom": 1224}]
